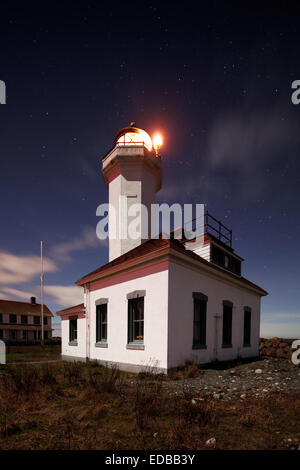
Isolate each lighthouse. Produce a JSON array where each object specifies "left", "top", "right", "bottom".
[
  {"left": 102, "top": 123, "right": 162, "bottom": 261},
  {"left": 59, "top": 124, "right": 267, "bottom": 374}
]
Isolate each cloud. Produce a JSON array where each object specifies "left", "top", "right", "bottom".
[
  {"left": 0, "top": 251, "right": 58, "bottom": 285},
  {"left": 51, "top": 225, "right": 103, "bottom": 262},
  {"left": 161, "top": 107, "right": 300, "bottom": 204},
  {"left": 204, "top": 108, "right": 300, "bottom": 199},
  {"left": 1, "top": 287, "right": 36, "bottom": 301},
  {"left": 44, "top": 285, "right": 83, "bottom": 307},
  {"left": 0, "top": 284, "right": 82, "bottom": 310}
]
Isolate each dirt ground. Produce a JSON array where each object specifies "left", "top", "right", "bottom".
[{"left": 0, "top": 357, "right": 299, "bottom": 450}]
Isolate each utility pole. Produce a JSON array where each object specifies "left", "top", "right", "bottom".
[{"left": 40, "top": 240, "right": 44, "bottom": 347}]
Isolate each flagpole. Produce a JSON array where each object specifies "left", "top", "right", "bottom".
[{"left": 41, "top": 240, "right": 44, "bottom": 347}]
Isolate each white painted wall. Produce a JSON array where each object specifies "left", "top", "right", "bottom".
[
  {"left": 61, "top": 317, "right": 87, "bottom": 359},
  {"left": 167, "top": 259, "right": 261, "bottom": 369},
  {"left": 108, "top": 166, "right": 159, "bottom": 261},
  {"left": 60, "top": 258, "right": 262, "bottom": 371},
  {"left": 193, "top": 244, "right": 210, "bottom": 261},
  {"left": 88, "top": 268, "right": 169, "bottom": 372},
  {"left": 103, "top": 146, "right": 161, "bottom": 262}
]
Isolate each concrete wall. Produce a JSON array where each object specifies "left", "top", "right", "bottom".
[
  {"left": 167, "top": 259, "right": 261, "bottom": 369},
  {"left": 88, "top": 268, "right": 169, "bottom": 372}
]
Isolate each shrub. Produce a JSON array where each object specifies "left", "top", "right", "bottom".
[{"left": 134, "top": 378, "right": 163, "bottom": 430}]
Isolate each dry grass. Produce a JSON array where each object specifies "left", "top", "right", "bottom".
[{"left": 0, "top": 361, "right": 299, "bottom": 450}]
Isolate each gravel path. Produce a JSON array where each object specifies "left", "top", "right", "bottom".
[{"left": 166, "top": 358, "right": 300, "bottom": 401}]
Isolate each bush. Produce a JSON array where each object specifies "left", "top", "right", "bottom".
[
  {"left": 87, "top": 364, "right": 123, "bottom": 394},
  {"left": 134, "top": 378, "right": 163, "bottom": 430}
]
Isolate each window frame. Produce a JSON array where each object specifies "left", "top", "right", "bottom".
[
  {"left": 21, "top": 315, "right": 28, "bottom": 324},
  {"left": 69, "top": 317, "right": 78, "bottom": 345},
  {"left": 192, "top": 292, "right": 208, "bottom": 349},
  {"left": 127, "top": 296, "right": 144, "bottom": 349},
  {"left": 243, "top": 307, "right": 252, "bottom": 347},
  {"left": 33, "top": 316, "right": 40, "bottom": 326},
  {"left": 222, "top": 300, "right": 233, "bottom": 348},
  {"left": 96, "top": 303, "right": 108, "bottom": 346}
]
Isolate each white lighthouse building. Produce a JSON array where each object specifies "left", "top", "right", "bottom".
[
  {"left": 57, "top": 124, "right": 267, "bottom": 373},
  {"left": 102, "top": 123, "right": 162, "bottom": 261}
]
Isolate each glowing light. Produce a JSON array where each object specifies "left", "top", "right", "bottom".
[
  {"left": 153, "top": 133, "right": 163, "bottom": 152},
  {"left": 117, "top": 129, "right": 153, "bottom": 151}
]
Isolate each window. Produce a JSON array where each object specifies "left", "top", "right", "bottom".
[
  {"left": 44, "top": 331, "right": 48, "bottom": 340},
  {"left": 192, "top": 293, "right": 207, "bottom": 348},
  {"left": 0, "top": 329, "right": 3, "bottom": 340},
  {"left": 222, "top": 301, "right": 233, "bottom": 347},
  {"left": 128, "top": 297, "right": 144, "bottom": 344},
  {"left": 21, "top": 315, "right": 28, "bottom": 324},
  {"left": 96, "top": 304, "right": 107, "bottom": 343},
  {"left": 69, "top": 318, "right": 77, "bottom": 343},
  {"left": 22, "top": 330, "right": 27, "bottom": 341},
  {"left": 43, "top": 316, "right": 48, "bottom": 325},
  {"left": 34, "top": 316, "right": 40, "bottom": 325},
  {"left": 9, "top": 314, "right": 17, "bottom": 324},
  {"left": 0, "top": 314, "right": 2, "bottom": 323},
  {"left": 243, "top": 308, "right": 251, "bottom": 346},
  {"left": 33, "top": 331, "right": 37, "bottom": 341},
  {"left": 211, "top": 244, "right": 241, "bottom": 276},
  {"left": 9, "top": 330, "right": 16, "bottom": 341}
]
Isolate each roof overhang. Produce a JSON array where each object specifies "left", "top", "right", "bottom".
[
  {"left": 76, "top": 240, "right": 267, "bottom": 297},
  {"left": 56, "top": 303, "right": 86, "bottom": 317}
]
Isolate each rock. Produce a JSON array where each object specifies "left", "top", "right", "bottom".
[
  {"left": 266, "top": 348, "right": 277, "bottom": 357},
  {"left": 213, "top": 393, "right": 221, "bottom": 399},
  {"left": 206, "top": 437, "right": 216, "bottom": 447},
  {"left": 255, "top": 369, "right": 263, "bottom": 374},
  {"left": 240, "top": 394, "right": 246, "bottom": 399},
  {"left": 191, "top": 399, "right": 197, "bottom": 404}
]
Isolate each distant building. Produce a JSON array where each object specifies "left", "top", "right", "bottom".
[
  {"left": 0, "top": 296, "right": 53, "bottom": 343},
  {"left": 57, "top": 125, "right": 267, "bottom": 373}
]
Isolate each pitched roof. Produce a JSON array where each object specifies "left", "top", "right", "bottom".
[
  {"left": 0, "top": 299, "right": 53, "bottom": 316},
  {"left": 56, "top": 303, "right": 85, "bottom": 317},
  {"left": 76, "top": 238, "right": 268, "bottom": 296}
]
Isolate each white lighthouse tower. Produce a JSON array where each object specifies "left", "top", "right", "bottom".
[{"left": 102, "top": 123, "right": 162, "bottom": 261}]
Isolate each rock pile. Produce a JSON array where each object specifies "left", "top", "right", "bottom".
[{"left": 259, "top": 337, "right": 295, "bottom": 359}]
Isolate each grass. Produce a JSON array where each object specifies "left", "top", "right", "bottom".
[
  {"left": 0, "top": 361, "right": 299, "bottom": 450},
  {"left": 5, "top": 344, "right": 61, "bottom": 363}
]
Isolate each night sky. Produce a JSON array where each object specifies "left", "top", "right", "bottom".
[{"left": 0, "top": 2, "right": 300, "bottom": 337}]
